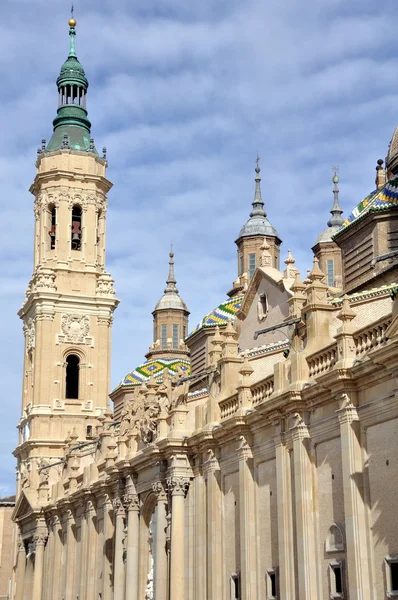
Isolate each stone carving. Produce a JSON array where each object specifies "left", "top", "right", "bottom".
[
  {"left": 61, "top": 313, "right": 90, "bottom": 343},
  {"left": 33, "top": 532, "right": 48, "bottom": 547},
  {"left": 96, "top": 274, "right": 116, "bottom": 296},
  {"left": 37, "top": 458, "right": 50, "bottom": 485},
  {"left": 26, "top": 318, "right": 35, "bottom": 354},
  {"left": 166, "top": 476, "right": 190, "bottom": 497},
  {"left": 118, "top": 386, "right": 162, "bottom": 444},
  {"left": 112, "top": 497, "right": 125, "bottom": 516},
  {"left": 123, "top": 492, "right": 139, "bottom": 511},
  {"left": 21, "top": 461, "right": 31, "bottom": 489},
  {"left": 31, "top": 266, "right": 57, "bottom": 292},
  {"left": 257, "top": 292, "right": 268, "bottom": 322}
]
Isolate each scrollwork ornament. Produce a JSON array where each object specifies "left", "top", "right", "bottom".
[
  {"left": 112, "top": 497, "right": 125, "bottom": 516},
  {"left": 152, "top": 481, "right": 167, "bottom": 500},
  {"left": 33, "top": 532, "right": 48, "bottom": 548},
  {"left": 166, "top": 476, "right": 190, "bottom": 498},
  {"left": 123, "top": 493, "right": 140, "bottom": 512},
  {"left": 61, "top": 313, "right": 90, "bottom": 343},
  {"left": 26, "top": 318, "right": 35, "bottom": 355}
]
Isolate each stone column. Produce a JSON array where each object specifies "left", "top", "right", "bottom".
[
  {"left": 102, "top": 495, "right": 114, "bottom": 600},
  {"left": 237, "top": 435, "right": 257, "bottom": 600},
  {"left": 79, "top": 507, "right": 89, "bottom": 600},
  {"left": 51, "top": 516, "right": 62, "bottom": 600},
  {"left": 15, "top": 539, "right": 26, "bottom": 600},
  {"left": 336, "top": 396, "right": 373, "bottom": 600},
  {"left": 203, "top": 450, "right": 222, "bottom": 600},
  {"left": 85, "top": 499, "right": 98, "bottom": 599},
  {"left": 32, "top": 533, "right": 48, "bottom": 600},
  {"left": 124, "top": 489, "right": 140, "bottom": 600},
  {"left": 64, "top": 509, "right": 76, "bottom": 600},
  {"left": 273, "top": 428, "right": 295, "bottom": 600},
  {"left": 291, "top": 415, "right": 319, "bottom": 600},
  {"left": 193, "top": 465, "right": 207, "bottom": 600},
  {"left": 112, "top": 497, "right": 126, "bottom": 600},
  {"left": 152, "top": 482, "right": 168, "bottom": 600},
  {"left": 167, "top": 476, "right": 190, "bottom": 600}
]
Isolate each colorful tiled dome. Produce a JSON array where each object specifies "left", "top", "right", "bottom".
[
  {"left": 121, "top": 357, "right": 190, "bottom": 387},
  {"left": 188, "top": 295, "right": 243, "bottom": 337},
  {"left": 335, "top": 175, "right": 398, "bottom": 236}
]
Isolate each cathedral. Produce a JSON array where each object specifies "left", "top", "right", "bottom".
[{"left": 5, "top": 12, "right": 398, "bottom": 600}]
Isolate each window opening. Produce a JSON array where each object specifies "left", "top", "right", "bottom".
[
  {"left": 66, "top": 355, "right": 80, "bottom": 399},
  {"left": 172, "top": 324, "right": 179, "bottom": 349},
  {"left": 239, "top": 254, "right": 244, "bottom": 276},
  {"left": 153, "top": 323, "right": 157, "bottom": 343},
  {"left": 248, "top": 253, "right": 256, "bottom": 279},
  {"left": 49, "top": 205, "right": 56, "bottom": 250},
  {"left": 329, "top": 561, "right": 344, "bottom": 598},
  {"left": 86, "top": 425, "right": 93, "bottom": 438},
  {"left": 327, "top": 259, "right": 335, "bottom": 287},
  {"left": 386, "top": 557, "right": 398, "bottom": 596},
  {"left": 71, "top": 205, "right": 82, "bottom": 250},
  {"left": 267, "top": 568, "right": 279, "bottom": 599},
  {"left": 230, "top": 573, "right": 240, "bottom": 600},
  {"left": 161, "top": 324, "right": 167, "bottom": 349}
]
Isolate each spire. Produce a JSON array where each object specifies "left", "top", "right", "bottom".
[
  {"left": 327, "top": 168, "right": 344, "bottom": 228},
  {"left": 250, "top": 155, "right": 267, "bottom": 218},
  {"left": 164, "top": 247, "right": 179, "bottom": 294},
  {"left": 46, "top": 13, "right": 94, "bottom": 153},
  {"left": 68, "top": 7, "right": 77, "bottom": 58}
]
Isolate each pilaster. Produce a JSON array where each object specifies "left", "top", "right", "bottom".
[
  {"left": 112, "top": 496, "right": 126, "bottom": 600},
  {"left": 290, "top": 415, "right": 319, "bottom": 599},
  {"left": 152, "top": 481, "right": 168, "bottom": 600},
  {"left": 167, "top": 476, "right": 190, "bottom": 600},
  {"left": 237, "top": 435, "right": 257, "bottom": 600},
  {"left": 336, "top": 395, "right": 374, "bottom": 600},
  {"left": 124, "top": 483, "right": 140, "bottom": 600},
  {"left": 273, "top": 423, "right": 295, "bottom": 599},
  {"left": 203, "top": 449, "right": 222, "bottom": 600}
]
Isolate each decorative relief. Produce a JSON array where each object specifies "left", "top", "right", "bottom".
[
  {"left": 33, "top": 532, "right": 48, "bottom": 548},
  {"left": 152, "top": 481, "right": 167, "bottom": 500},
  {"left": 112, "top": 496, "right": 125, "bottom": 516},
  {"left": 123, "top": 492, "right": 140, "bottom": 511},
  {"left": 25, "top": 318, "right": 35, "bottom": 355},
  {"left": 31, "top": 266, "right": 57, "bottom": 293},
  {"left": 166, "top": 476, "right": 190, "bottom": 497},
  {"left": 61, "top": 313, "right": 90, "bottom": 343},
  {"left": 96, "top": 274, "right": 116, "bottom": 297}
]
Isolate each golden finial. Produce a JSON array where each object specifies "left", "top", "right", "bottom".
[{"left": 69, "top": 3, "right": 76, "bottom": 27}]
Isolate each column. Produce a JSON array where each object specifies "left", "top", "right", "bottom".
[
  {"left": 102, "top": 495, "right": 114, "bottom": 600},
  {"left": 274, "top": 429, "right": 295, "bottom": 600},
  {"left": 64, "top": 510, "right": 76, "bottom": 600},
  {"left": 193, "top": 466, "right": 206, "bottom": 600},
  {"left": 32, "top": 533, "right": 48, "bottom": 600},
  {"left": 15, "top": 539, "right": 26, "bottom": 600},
  {"left": 85, "top": 499, "right": 98, "bottom": 600},
  {"left": 79, "top": 508, "right": 88, "bottom": 600},
  {"left": 124, "top": 490, "right": 140, "bottom": 600},
  {"left": 51, "top": 516, "right": 63, "bottom": 600},
  {"left": 152, "top": 482, "right": 168, "bottom": 600},
  {"left": 291, "top": 416, "right": 319, "bottom": 600},
  {"left": 237, "top": 436, "right": 257, "bottom": 600},
  {"left": 167, "top": 476, "right": 190, "bottom": 600},
  {"left": 336, "top": 396, "right": 373, "bottom": 600},
  {"left": 112, "top": 497, "right": 126, "bottom": 600},
  {"left": 203, "top": 450, "right": 221, "bottom": 600}
]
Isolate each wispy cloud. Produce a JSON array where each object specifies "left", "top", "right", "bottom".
[{"left": 0, "top": 0, "right": 396, "bottom": 494}]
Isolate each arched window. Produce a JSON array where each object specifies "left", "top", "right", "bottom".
[
  {"left": 71, "top": 205, "right": 82, "bottom": 250},
  {"left": 48, "top": 204, "right": 56, "bottom": 250},
  {"left": 66, "top": 354, "right": 80, "bottom": 399}
]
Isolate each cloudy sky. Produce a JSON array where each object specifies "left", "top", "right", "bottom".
[{"left": 0, "top": 0, "right": 396, "bottom": 494}]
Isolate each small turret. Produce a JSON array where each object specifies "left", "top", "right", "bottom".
[{"left": 234, "top": 156, "right": 282, "bottom": 285}]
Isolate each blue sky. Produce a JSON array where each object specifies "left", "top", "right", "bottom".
[{"left": 0, "top": 0, "right": 397, "bottom": 495}]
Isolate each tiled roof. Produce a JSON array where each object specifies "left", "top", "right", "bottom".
[
  {"left": 188, "top": 295, "right": 244, "bottom": 337},
  {"left": 121, "top": 357, "right": 190, "bottom": 387},
  {"left": 329, "top": 282, "right": 398, "bottom": 306},
  {"left": 335, "top": 176, "right": 398, "bottom": 236}
]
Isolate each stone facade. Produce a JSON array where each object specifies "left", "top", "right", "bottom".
[{"left": 7, "top": 13, "right": 398, "bottom": 600}]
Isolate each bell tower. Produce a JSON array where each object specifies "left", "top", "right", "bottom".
[{"left": 14, "top": 16, "right": 118, "bottom": 492}]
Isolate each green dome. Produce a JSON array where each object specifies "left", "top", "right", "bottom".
[
  {"left": 57, "top": 56, "right": 88, "bottom": 89},
  {"left": 45, "top": 22, "right": 97, "bottom": 154}
]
